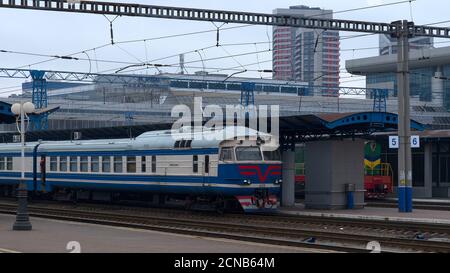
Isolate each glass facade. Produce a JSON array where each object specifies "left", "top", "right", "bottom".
[{"left": 366, "top": 66, "right": 448, "bottom": 106}]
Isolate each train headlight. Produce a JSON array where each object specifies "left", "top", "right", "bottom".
[
  {"left": 384, "top": 184, "right": 388, "bottom": 190},
  {"left": 243, "top": 180, "right": 251, "bottom": 185},
  {"left": 275, "top": 179, "right": 283, "bottom": 185}
]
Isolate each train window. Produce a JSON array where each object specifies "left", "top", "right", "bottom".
[
  {"left": 186, "top": 140, "right": 192, "bottom": 148},
  {"left": 113, "top": 156, "right": 123, "bottom": 173},
  {"left": 219, "top": 148, "right": 233, "bottom": 161},
  {"left": 50, "top": 157, "right": 57, "bottom": 172},
  {"left": 151, "top": 156, "right": 156, "bottom": 173},
  {"left": 141, "top": 156, "right": 146, "bottom": 173},
  {"left": 235, "top": 147, "right": 262, "bottom": 161},
  {"left": 6, "top": 157, "right": 13, "bottom": 171},
  {"left": 60, "top": 157, "right": 68, "bottom": 172},
  {"left": 80, "top": 156, "right": 89, "bottom": 172},
  {"left": 174, "top": 141, "right": 181, "bottom": 148},
  {"left": 193, "top": 155, "right": 198, "bottom": 173},
  {"left": 0, "top": 157, "right": 5, "bottom": 170},
  {"left": 263, "top": 149, "right": 281, "bottom": 161},
  {"left": 91, "top": 156, "right": 100, "bottom": 173},
  {"left": 127, "top": 156, "right": 136, "bottom": 173},
  {"left": 180, "top": 140, "right": 187, "bottom": 148},
  {"left": 102, "top": 157, "right": 111, "bottom": 173},
  {"left": 70, "top": 156, "right": 78, "bottom": 172},
  {"left": 205, "top": 155, "right": 209, "bottom": 174}
]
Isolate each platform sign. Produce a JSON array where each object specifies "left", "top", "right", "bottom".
[
  {"left": 389, "top": 136, "right": 399, "bottom": 149},
  {"left": 389, "top": 136, "right": 420, "bottom": 149}
]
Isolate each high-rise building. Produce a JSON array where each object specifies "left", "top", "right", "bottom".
[
  {"left": 272, "top": 5, "right": 340, "bottom": 96},
  {"left": 379, "top": 34, "right": 433, "bottom": 55}
]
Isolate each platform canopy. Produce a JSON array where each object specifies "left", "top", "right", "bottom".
[
  {"left": 0, "top": 111, "right": 424, "bottom": 145},
  {"left": 0, "top": 101, "right": 60, "bottom": 125},
  {"left": 279, "top": 112, "right": 424, "bottom": 149}
]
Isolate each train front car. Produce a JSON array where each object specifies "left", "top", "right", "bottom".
[{"left": 215, "top": 127, "right": 282, "bottom": 213}]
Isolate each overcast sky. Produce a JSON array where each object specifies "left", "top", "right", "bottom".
[{"left": 1, "top": 0, "right": 450, "bottom": 97}]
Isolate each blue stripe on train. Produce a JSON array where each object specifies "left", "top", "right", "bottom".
[
  {"left": 0, "top": 177, "right": 280, "bottom": 196},
  {"left": 0, "top": 172, "right": 281, "bottom": 195}
]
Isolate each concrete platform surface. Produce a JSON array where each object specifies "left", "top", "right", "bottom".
[
  {"left": 280, "top": 203, "right": 450, "bottom": 224},
  {"left": 0, "top": 214, "right": 317, "bottom": 253}
]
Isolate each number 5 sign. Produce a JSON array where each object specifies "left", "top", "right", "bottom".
[{"left": 389, "top": 136, "right": 420, "bottom": 149}]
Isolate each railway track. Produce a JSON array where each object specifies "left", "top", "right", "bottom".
[{"left": 1, "top": 201, "right": 450, "bottom": 253}]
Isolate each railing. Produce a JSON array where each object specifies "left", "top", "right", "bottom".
[{"left": 365, "top": 163, "right": 392, "bottom": 177}]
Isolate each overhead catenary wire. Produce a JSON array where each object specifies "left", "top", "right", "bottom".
[
  {"left": 11, "top": 0, "right": 421, "bottom": 72},
  {"left": 5, "top": 0, "right": 450, "bottom": 94}
]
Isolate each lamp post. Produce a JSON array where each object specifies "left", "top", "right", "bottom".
[{"left": 11, "top": 101, "right": 35, "bottom": 231}]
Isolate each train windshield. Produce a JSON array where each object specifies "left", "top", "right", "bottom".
[
  {"left": 263, "top": 149, "right": 281, "bottom": 161},
  {"left": 235, "top": 147, "right": 262, "bottom": 161}
]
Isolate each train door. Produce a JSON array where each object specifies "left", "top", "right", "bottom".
[
  {"left": 40, "top": 156, "right": 47, "bottom": 192},
  {"left": 203, "top": 155, "right": 211, "bottom": 186}
]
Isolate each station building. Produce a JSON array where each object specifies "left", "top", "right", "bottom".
[
  {"left": 346, "top": 45, "right": 450, "bottom": 109},
  {"left": 1, "top": 71, "right": 450, "bottom": 132},
  {"left": 346, "top": 45, "right": 450, "bottom": 198}
]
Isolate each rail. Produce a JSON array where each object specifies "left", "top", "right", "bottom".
[{"left": 1, "top": 201, "right": 450, "bottom": 252}]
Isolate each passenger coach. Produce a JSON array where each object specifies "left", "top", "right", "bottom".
[{"left": 0, "top": 126, "right": 282, "bottom": 213}]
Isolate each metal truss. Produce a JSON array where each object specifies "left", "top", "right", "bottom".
[
  {"left": 1, "top": 0, "right": 450, "bottom": 38},
  {"left": 0, "top": 67, "right": 376, "bottom": 96},
  {"left": 0, "top": 68, "right": 166, "bottom": 85}
]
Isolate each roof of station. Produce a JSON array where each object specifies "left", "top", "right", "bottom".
[
  {"left": 280, "top": 112, "right": 424, "bottom": 133},
  {"left": 0, "top": 112, "right": 424, "bottom": 143},
  {"left": 373, "top": 129, "right": 450, "bottom": 140},
  {"left": 346, "top": 46, "right": 450, "bottom": 74}
]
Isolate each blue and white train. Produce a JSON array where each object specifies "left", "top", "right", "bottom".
[{"left": 0, "top": 126, "right": 282, "bottom": 213}]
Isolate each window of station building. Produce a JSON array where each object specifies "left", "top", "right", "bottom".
[
  {"left": 6, "top": 157, "right": 13, "bottom": 171},
  {"left": 114, "top": 156, "right": 123, "bottom": 173},
  {"left": 91, "top": 156, "right": 100, "bottom": 173},
  {"left": 193, "top": 155, "right": 199, "bottom": 173},
  {"left": 70, "top": 156, "right": 78, "bottom": 172},
  {"left": 151, "top": 155, "right": 156, "bottom": 173},
  {"left": 80, "top": 156, "right": 89, "bottom": 172},
  {"left": 60, "top": 157, "right": 68, "bottom": 172},
  {"left": 102, "top": 156, "right": 111, "bottom": 173},
  {"left": 219, "top": 148, "right": 233, "bottom": 161},
  {"left": 50, "top": 157, "right": 58, "bottom": 172},
  {"left": 0, "top": 157, "right": 5, "bottom": 171},
  {"left": 127, "top": 156, "right": 136, "bottom": 173},
  {"left": 141, "top": 156, "right": 146, "bottom": 173}
]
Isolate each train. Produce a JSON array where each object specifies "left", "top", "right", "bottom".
[
  {"left": 295, "top": 142, "right": 393, "bottom": 199},
  {"left": 0, "top": 126, "right": 282, "bottom": 213}
]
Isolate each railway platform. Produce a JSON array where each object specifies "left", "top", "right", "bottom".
[
  {"left": 280, "top": 203, "right": 450, "bottom": 225},
  {"left": 0, "top": 213, "right": 318, "bottom": 253}
]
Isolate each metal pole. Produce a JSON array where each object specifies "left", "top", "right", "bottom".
[
  {"left": 13, "top": 102, "right": 32, "bottom": 231},
  {"left": 396, "top": 20, "right": 413, "bottom": 213}
]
